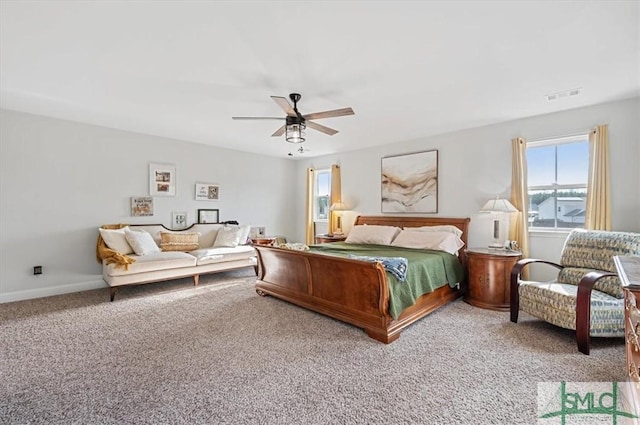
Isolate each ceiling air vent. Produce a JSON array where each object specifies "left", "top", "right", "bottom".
[{"left": 545, "top": 88, "right": 581, "bottom": 102}]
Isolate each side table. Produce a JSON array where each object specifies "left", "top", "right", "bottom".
[
  {"left": 315, "top": 234, "right": 347, "bottom": 244},
  {"left": 465, "top": 248, "right": 522, "bottom": 311},
  {"left": 251, "top": 237, "right": 276, "bottom": 246}
]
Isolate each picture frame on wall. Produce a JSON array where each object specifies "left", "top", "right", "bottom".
[
  {"left": 149, "top": 163, "right": 176, "bottom": 196},
  {"left": 195, "top": 183, "right": 219, "bottom": 201},
  {"left": 197, "top": 209, "right": 219, "bottom": 224},
  {"left": 250, "top": 226, "right": 266, "bottom": 238},
  {"left": 131, "top": 196, "right": 154, "bottom": 216},
  {"left": 381, "top": 150, "right": 438, "bottom": 213},
  {"left": 172, "top": 211, "right": 188, "bottom": 229}
]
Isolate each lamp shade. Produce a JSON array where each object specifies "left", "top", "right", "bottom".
[
  {"left": 330, "top": 202, "right": 348, "bottom": 211},
  {"left": 480, "top": 197, "right": 518, "bottom": 213},
  {"left": 285, "top": 123, "right": 306, "bottom": 143}
]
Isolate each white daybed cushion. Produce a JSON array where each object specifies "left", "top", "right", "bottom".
[
  {"left": 125, "top": 230, "right": 161, "bottom": 255},
  {"left": 99, "top": 227, "right": 134, "bottom": 255},
  {"left": 345, "top": 225, "right": 401, "bottom": 245},
  {"left": 391, "top": 230, "right": 465, "bottom": 255},
  {"left": 192, "top": 226, "right": 221, "bottom": 249},
  {"left": 105, "top": 251, "right": 197, "bottom": 277},
  {"left": 190, "top": 246, "right": 256, "bottom": 265}
]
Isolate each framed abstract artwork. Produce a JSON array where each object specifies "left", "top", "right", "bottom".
[{"left": 381, "top": 150, "right": 438, "bottom": 213}]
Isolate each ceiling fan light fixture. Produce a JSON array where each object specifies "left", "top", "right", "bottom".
[
  {"left": 286, "top": 123, "right": 306, "bottom": 143},
  {"left": 233, "top": 92, "right": 353, "bottom": 144}
]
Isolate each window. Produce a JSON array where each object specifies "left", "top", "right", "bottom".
[
  {"left": 527, "top": 134, "right": 589, "bottom": 230},
  {"left": 314, "top": 169, "right": 331, "bottom": 221}
]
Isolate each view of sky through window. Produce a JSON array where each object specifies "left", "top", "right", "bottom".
[
  {"left": 527, "top": 136, "right": 589, "bottom": 229},
  {"left": 527, "top": 139, "right": 589, "bottom": 186}
]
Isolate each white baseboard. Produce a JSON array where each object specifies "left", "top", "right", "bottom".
[{"left": 0, "top": 279, "right": 107, "bottom": 303}]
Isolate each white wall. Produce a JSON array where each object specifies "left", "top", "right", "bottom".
[
  {"left": 0, "top": 109, "right": 297, "bottom": 302},
  {"left": 2, "top": 97, "right": 637, "bottom": 301},
  {"left": 294, "top": 97, "right": 640, "bottom": 279}
]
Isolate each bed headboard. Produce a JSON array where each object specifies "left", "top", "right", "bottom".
[{"left": 354, "top": 215, "right": 471, "bottom": 265}]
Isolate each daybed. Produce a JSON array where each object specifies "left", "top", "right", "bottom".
[
  {"left": 96, "top": 223, "right": 257, "bottom": 301},
  {"left": 254, "top": 216, "right": 470, "bottom": 343}
]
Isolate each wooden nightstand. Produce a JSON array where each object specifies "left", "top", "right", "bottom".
[
  {"left": 465, "top": 248, "right": 522, "bottom": 311},
  {"left": 251, "top": 237, "right": 276, "bottom": 246},
  {"left": 315, "top": 234, "right": 347, "bottom": 244}
]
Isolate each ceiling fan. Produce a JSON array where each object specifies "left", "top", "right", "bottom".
[{"left": 232, "top": 93, "right": 354, "bottom": 143}]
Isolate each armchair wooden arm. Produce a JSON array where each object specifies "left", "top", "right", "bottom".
[
  {"left": 575, "top": 271, "right": 618, "bottom": 355},
  {"left": 510, "top": 258, "right": 564, "bottom": 323}
]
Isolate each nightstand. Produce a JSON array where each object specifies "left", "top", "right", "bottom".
[
  {"left": 315, "top": 234, "right": 347, "bottom": 244},
  {"left": 465, "top": 248, "right": 522, "bottom": 311},
  {"left": 251, "top": 237, "right": 276, "bottom": 246}
]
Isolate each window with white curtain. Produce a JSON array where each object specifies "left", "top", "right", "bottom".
[{"left": 527, "top": 134, "right": 589, "bottom": 230}]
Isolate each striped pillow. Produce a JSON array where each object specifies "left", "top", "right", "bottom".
[{"left": 160, "top": 232, "right": 200, "bottom": 252}]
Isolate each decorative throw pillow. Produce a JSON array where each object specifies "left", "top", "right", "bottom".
[
  {"left": 160, "top": 232, "right": 200, "bottom": 252},
  {"left": 413, "top": 225, "right": 463, "bottom": 238},
  {"left": 213, "top": 226, "right": 244, "bottom": 247},
  {"left": 124, "top": 230, "right": 161, "bottom": 255},
  {"left": 99, "top": 227, "right": 134, "bottom": 255},
  {"left": 232, "top": 225, "right": 252, "bottom": 245},
  {"left": 277, "top": 243, "right": 309, "bottom": 251},
  {"left": 391, "top": 230, "right": 465, "bottom": 255},
  {"left": 344, "top": 225, "right": 401, "bottom": 245}
]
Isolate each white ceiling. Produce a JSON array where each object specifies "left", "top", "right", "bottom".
[{"left": 1, "top": 1, "right": 638, "bottom": 159}]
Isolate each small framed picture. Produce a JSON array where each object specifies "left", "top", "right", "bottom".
[
  {"left": 172, "top": 211, "right": 187, "bottom": 229},
  {"left": 150, "top": 163, "right": 176, "bottom": 196},
  {"left": 131, "top": 197, "right": 154, "bottom": 216},
  {"left": 197, "top": 209, "right": 219, "bottom": 224},
  {"left": 250, "top": 226, "right": 266, "bottom": 238},
  {"left": 195, "top": 183, "right": 219, "bottom": 201}
]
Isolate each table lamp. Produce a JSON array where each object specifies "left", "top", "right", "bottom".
[
  {"left": 480, "top": 197, "right": 518, "bottom": 248},
  {"left": 330, "top": 202, "right": 348, "bottom": 236}
]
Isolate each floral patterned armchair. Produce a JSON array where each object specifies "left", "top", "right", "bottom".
[{"left": 510, "top": 229, "right": 640, "bottom": 354}]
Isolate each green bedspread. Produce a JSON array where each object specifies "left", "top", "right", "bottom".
[{"left": 309, "top": 243, "right": 465, "bottom": 319}]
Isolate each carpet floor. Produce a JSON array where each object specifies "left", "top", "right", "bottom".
[{"left": 0, "top": 269, "right": 625, "bottom": 424}]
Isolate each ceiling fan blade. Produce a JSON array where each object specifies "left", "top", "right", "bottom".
[
  {"left": 303, "top": 107, "right": 354, "bottom": 120},
  {"left": 271, "top": 125, "right": 286, "bottom": 137},
  {"left": 232, "top": 117, "right": 285, "bottom": 120},
  {"left": 271, "top": 96, "right": 296, "bottom": 116},
  {"left": 307, "top": 120, "right": 339, "bottom": 136}
]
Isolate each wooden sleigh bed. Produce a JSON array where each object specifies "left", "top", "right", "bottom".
[{"left": 254, "top": 216, "right": 470, "bottom": 343}]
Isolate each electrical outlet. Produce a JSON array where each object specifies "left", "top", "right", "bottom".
[{"left": 33, "top": 266, "right": 43, "bottom": 275}]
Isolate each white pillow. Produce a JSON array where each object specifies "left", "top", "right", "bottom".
[
  {"left": 99, "top": 227, "right": 134, "bottom": 255},
  {"left": 124, "top": 230, "right": 160, "bottom": 255},
  {"left": 230, "top": 225, "right": 251, "bottom": 245},
  {"left": 391, "top": 230, "right": 465, "bottom": 255},
  {"left": 345, "top": 225, "right": 401, "bottom": 245},
  {"left": 413, "top": 225, "right": 463, "bottom": 238},
  {"left": 213, "top": 226, "right": 247, "bottom": 247}
]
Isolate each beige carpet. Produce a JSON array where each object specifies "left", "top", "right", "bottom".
[{"left": 0, "top": 269, "right": 625, "bottom": 424}]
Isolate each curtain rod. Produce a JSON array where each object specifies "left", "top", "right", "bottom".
[{"left": 527, "top": 128, "right": 595, "bottom": 144}]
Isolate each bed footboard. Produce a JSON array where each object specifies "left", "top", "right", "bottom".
[{"left": 254, "top": 245, "right": 461, "bottom": 343}]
